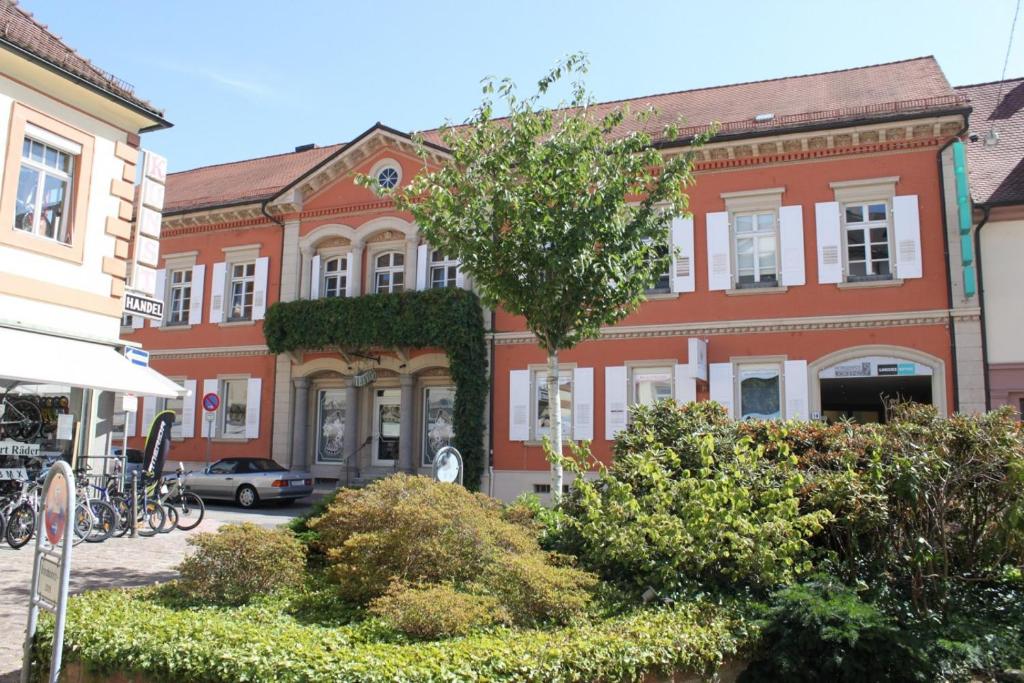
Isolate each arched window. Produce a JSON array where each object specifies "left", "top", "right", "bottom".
[
  {"left": 374, "top": 251, "right": 405, "bottom": 293},
  {"left": 430, "top": 249, "right": 458, "bottom": 288},
  {"left": 321, "top": 255, "right": 347, "bottom": 298}
]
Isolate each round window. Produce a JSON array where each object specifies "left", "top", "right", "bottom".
[{"left": 377, "top": 166, "right": 400, "bottom": 189}]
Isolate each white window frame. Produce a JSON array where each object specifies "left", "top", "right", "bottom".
[
  {"left": 321, "top": 254, "right": 348, "bottom": 298},
  {"left": 228, "top": 261, "right": 256, "bottom": 321},
  {"left": 841, "top": 200, "right": 894, "bottom": 282},
  {"left": 14, "top": 135, "right": 75, "bottom": 244},
  {"left": 220, "top": 378, "right": 248, "bottom": 440},
  {"left": 735, "top": 361, "right": 784, "bottom": 420},
  {"left": 374, "top": 250, "right": 405, "bottom": 293},
  {"left": 429, "top": 249, "right": 459, "bottom": 289},
  {"left": 732, "top": 209, "right": 780, "bottom": 289},
  {"left": 166, "top": 267, "right": 193, "bottom": 326},
  {"left": 532, "top": 369, "right": 573, "bottom": 441}
]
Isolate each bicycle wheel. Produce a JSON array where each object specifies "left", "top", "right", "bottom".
[
  {"left": 7, "top": 398, "right": 41, "bottom": 442},
  {"left": 5, "top": 503, "right": 34, "bottom": 548},
  {"left": 73, "top": 501, "right": 91, "bottom": 546},
  {"left": 109, "top": 495, "right": 130, "bottom": 537},
  {"left": 85, "top": 500, "right": 117, "bottom": 543},
  {"left": 172, "top": 492, "right": 205, "bottom": 531},
  {"left": 136, "top": 501, "right": 164, "bottom": 537},
  {"left": 157, "top": 504, "right": 178, "bottom": 533}
]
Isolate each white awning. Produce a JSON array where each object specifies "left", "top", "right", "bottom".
[{"left": 0, "top": 327, "right": 184, "bottom": 398}]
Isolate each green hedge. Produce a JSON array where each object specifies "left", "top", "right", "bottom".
[
  {"left": 263, "top": 288, "right": 487, "bottom": 489},
  {"left": 36, "top": 588, "right": 749, "bottom": 683}
]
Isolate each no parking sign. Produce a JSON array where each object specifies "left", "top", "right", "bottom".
[{"left": 202, "top": 392, "right": 220, "bottom": 412}]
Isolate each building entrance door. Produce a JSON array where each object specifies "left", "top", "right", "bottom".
[
  {"left": 372, "top": 389, "right": 400, "bottom": 466},
  {"left": 818, "top": 356, "right": 934, "bottom": 423}
]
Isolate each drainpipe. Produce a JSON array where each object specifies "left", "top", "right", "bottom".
[
  {"left": 487, "top": 308, "right": 496, "bottom": 497},
  {"left": 935, "top": 122, "right": 969, "bottom": 413},
  {"left": 973, "top": 204, "right": 993, "bottom": 410}
]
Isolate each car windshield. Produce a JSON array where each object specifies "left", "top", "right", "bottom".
[{"left": 248, "top": 459, "right": 287, "bottom": 472}]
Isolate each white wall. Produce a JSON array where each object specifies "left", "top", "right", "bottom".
[
  {"left": 981, "top": 219, "right": 1024, "bottom": 364},
  {"left": 0, "top": 73, "right": 129, "bottom": 342}
]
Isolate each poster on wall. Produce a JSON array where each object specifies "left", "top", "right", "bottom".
[
  {"left": 423, "top": 387, "right": 455, "bottom": 466},
  {"left": 317, "top": 390, "right": 345, "bottom": 463}
]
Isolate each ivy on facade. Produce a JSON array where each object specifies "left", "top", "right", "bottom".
[{"left": 262, "top": 288, "right": 488, "bottom": 489}]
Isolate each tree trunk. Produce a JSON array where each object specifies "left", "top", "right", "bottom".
[{"left": 548, "top": 348, "right": 563, "bottom": 504}]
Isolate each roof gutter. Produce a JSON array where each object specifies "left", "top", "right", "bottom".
[
  {"left": 0, "top": 41, "right": 171, "bottom": 132},
  {"left": 973, "top": 204, "right": 993, "bottom": 410},
  {"left": 934, "top": 119, "right": 969, "bottom": 413}
]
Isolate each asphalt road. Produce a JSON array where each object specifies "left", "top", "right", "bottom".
[{"left": 0, "top": 499, "right": 313, "bottom": 682}]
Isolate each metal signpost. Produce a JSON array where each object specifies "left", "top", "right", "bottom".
[
  {"left": 202, "top": 392, "right": 219, "bottom": 469},
  {"left": 22, "top": 460, "right": 74, "bottom": 683}
]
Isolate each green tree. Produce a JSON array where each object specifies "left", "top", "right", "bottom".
[{"left": 376, "top": 54, "right": 710, "bottom": 500}]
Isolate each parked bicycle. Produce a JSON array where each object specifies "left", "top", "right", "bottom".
[{"left": 157, "top": 463, "right": 205, "bottom": 531}]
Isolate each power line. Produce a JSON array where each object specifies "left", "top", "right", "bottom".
[{"left": 987, "top": 0, "right": 1022, "bottom": 145}]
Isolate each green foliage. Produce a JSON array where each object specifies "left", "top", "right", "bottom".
[
  {"left": 368, "top": 582, "right": 510, "bottom": 638},
  {"left": 310, "top": 474, "right": 596, "bottom": 628},
  {"left": 263, "top": 287, "right": 487, "bottom": 488},
  {"left": 175, "top": 523, "right": 306, "bottom": 605},
  {"left": 37, "top": 588, "right": 747, "bottom": 683},
  {"left": 558, "top": 413, "right": 830, "bottom": 595},
  {"left": 376, "top": 54, "right": 713, "bottom": 354},
  {"left": 285, "top": 487, "right": 341, "bottom": 551},
  {"left": 739, "top": 576, "right": 931, "bottom": 682}
]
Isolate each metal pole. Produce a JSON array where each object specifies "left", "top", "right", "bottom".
[
  {"left": 130, "top": 471, "right": 138, "bottom": 538},
  {"left": 205, "top": 414, "right": 213, "bottom": 470}
]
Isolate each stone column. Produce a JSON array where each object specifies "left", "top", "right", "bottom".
[
  {"left": 281, "top": 220, "right": 301, "bottom": 302},
  {"left": 405, "top": 237, "right": 419, "bottom": 291},
  {"left": 298, "top": 247, "right": 312, "bottom": 299},
  {"left": 291, "top": 377, "right": 310, "bottom": 470},
  {"left": 343, "top": 383, "right": 358, "bottom": 478},
  {"left": 399, "top": 374, "right": 416, "bottom": 473},
  {"left": 350, "top": 245, "right": 364, "bottom": 296}
]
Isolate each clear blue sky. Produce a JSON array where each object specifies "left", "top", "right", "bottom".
[{"left": 23, "top": 0, "right": 1024, "bottom": 172}]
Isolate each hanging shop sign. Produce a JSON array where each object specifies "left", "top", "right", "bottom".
[
  {"left": 818, "top": 356, "right": 933, "bottom": 380},
  {"left": 687, "top": 338, "right": 708, "bottom": 382},
  {"left": 21, "top": 460, "right": 74, "bottom": 683},
  {"left": 123, "top": 291, "right": 164, "bottom": 321},
  {"left": 352, "top": 369, "right": 377, "bottom": 387},
  {"left": 129, "top": 150, "right": 167, "bottom": 299}
]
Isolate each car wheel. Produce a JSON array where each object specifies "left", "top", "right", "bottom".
[{"left": 236, "top": 485, "right": 259, "bottom": 509}]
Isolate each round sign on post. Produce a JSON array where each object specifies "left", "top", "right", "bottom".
[
  {"left": 432, "top": 446, "right": 463, "bottom": 485},
  {"left": 43, "top": 472, "right": 69, "bottom": 546},
  {"left": 202, "top": 392, "right": 220, "bottom": 412}
]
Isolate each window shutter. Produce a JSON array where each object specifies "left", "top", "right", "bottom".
[
  {"left": 779, "top": 205, "right": 806, "bottom": 286},
  {"left": 344, "top": 253, "right": 354, "bottom": 297},
  {"left": 784, "top": 360, "right": 808, "bottom": 420},
  {"left": 141, "top": 396, "right": 156, "bottom": 436},
  {"left": 252, "top": 256, "right": 270, "bottom": 320},
  {"left": 572, "top": 367, "right": 593, "bottom": 441},
  {"left": 209, "top": 262, "right": 226, "bottom": 324},
  {"left": 708, "top": 362, "right": 734, "bottom": 417},
  {"left": 150, "top": 269, "right": 166, "bottom": 328},
  {"left": 245, "top": 377, "right": 262, "bottom": 439},
  {"left": 310, "top": 254, "right": 321, "bottom": 299},
  {"left": 416, "top": 244, "right": 428, "bottom": 290},
  {"left": 508, "top": 370, "right": 530, "bottom": 441},
  {"left": 188, "top": 264, "right": 205, "bottom": 325},
  {"left": 202, "top": 378, "right": 219, "bottom": 438},
  {"left": 180, "top": 379, "right": 197, "bottom": 439},
  {"left": 892, "top": 194, "right": 923, "bottom": 279},
  {"left": 670, "top": 216, "right": 695, "bottom": 293},
  {"left": 706, "top": 211, "right": 731, "bottom": 291},
  {"left": 674, "top": 364, "right": 697, "bottom": 404},
  {"left": 604, "top": 366, "right": 627, "bottom": 441},
  {"left": 455, "top": 260, "right": 466, "bottom": 289},
  {"left": 130, "top": 315, "right": 145, "bottom": 330},
  {"left": 125, "top": 404, "right": 137, "bottom": 437},
  {"left": 815, "top": 202, "right": 843, "bottom": 284}
]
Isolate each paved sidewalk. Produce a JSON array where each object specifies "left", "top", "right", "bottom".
[{"left": 0, "top": 502, "right": 310, "bottom": 682}]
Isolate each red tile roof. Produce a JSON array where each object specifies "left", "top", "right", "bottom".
[
  {"left": 166, "top": 57, "right": 965, "bottom": 215},
  {"left": 956, "top": 78, "right": 1024, "bottom": 205},
  {"left": 164, "top": 144, "right": 344, "bottom": 214},
  {"left": 0, "top": 1, "right": 165, "bottom": 121}
]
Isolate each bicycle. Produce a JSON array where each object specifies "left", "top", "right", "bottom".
[
  {"left": 73, "top": 466, "right": 119, "bottom": 543},
  {"left": 0, "top": 389, "right": 41, "bottom": 442},
  {"left": 158, "top": 463, "right": 205, "bottom": 531},
  {"left": 114, "top": 472, "right": 166, "bottom": 537}
]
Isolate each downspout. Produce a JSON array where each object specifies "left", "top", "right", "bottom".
[
  {"left": 487, "top": 308, "right": 496, "bottom": 497},
  {"left": 935, "top": 122, "right": 968, "bottom": 413},
  {"left": 973, "top": 205, "right": 993, "bottom": 410},
  {"left": 260, "top": 197, "right": 288, "bottom": 465}
]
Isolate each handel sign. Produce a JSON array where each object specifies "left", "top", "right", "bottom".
[{"left": 123, "top": 290, "right": 164, "bottom": 321}]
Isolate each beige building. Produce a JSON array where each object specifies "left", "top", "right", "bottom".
[{"left": 958, "top": 77, "right": 1024, "bottom": 414}]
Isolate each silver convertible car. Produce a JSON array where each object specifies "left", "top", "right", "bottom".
[{"left": 185, "top": 458, "right": 314, "bottom": 508}]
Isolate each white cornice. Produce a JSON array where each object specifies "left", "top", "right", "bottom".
[{"left": 149, "top": 344, "right": 270, "bottom": 359}]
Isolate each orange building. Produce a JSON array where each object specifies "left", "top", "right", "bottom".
[{"left": 123, "top": 57, "right": 985, "bottom": 502}]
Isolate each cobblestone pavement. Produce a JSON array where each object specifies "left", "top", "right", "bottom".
[{"left": 0, "top": 502, "right": 310, "bottom": 682}]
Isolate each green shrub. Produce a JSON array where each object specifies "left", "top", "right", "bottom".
[
  {"left": 558, "top": 428, "right": 830, "bottom": 595},
  {"left": 739, "top": 575, "right": 932, "bottom": 683},
  {"left": 368, "top": 582, "right": 509, "bottom": 638},
  {"left": 310, "top": 473, "right": 596, "bottom": 626},
  {"left": 175, "top": 523, "right": 306, "bottom": 605}
]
